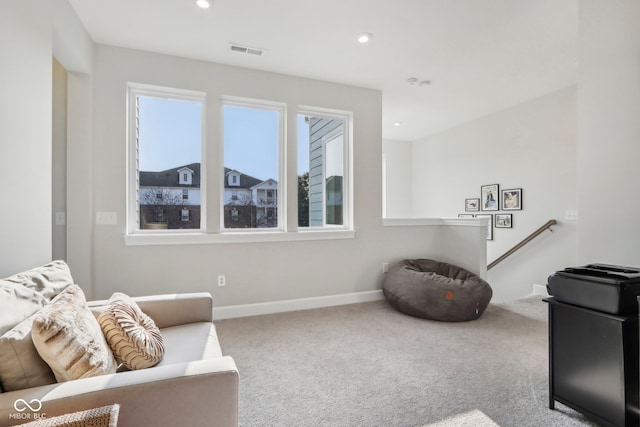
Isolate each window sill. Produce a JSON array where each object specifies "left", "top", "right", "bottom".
[{"left": 123, "top": 229, "right": 356, "bottom": 246}]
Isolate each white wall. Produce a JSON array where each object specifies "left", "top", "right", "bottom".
[
  {"left": 0, "top": 1, "right": 54, "bottom": 276},
  {"left": 86, "top": 46, "right": 486, "bottom": 305},
  {"left": 406, "top": 87, "right": 578, "bottom": 301},
  {"left": 0, "top": 0, "right": 94, "bottom": 281},
  {"left": 382, "top": 139, "right": 413, "bottom": 218},
  {"left": 577, "top": 0, "right": 640, "bottom": 266}
]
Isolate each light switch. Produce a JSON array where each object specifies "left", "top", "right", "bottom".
[{"left": 96, "top": 212, "right": 117, "bottom": 225}]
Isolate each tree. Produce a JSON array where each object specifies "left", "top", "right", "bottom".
[
  {"left": 298, "top": 172, "right": 309, "bottom": 227},
  {"left": 139, "top": 187, "right": 186, "bottom": 206}
]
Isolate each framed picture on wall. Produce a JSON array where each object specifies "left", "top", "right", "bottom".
[
  {"left": 458, "top": 214, "right": 474, "bottom": 218},
  {"left": 481, "top": 184, "right": 499, "bottom": 211},
  {"left": 495, "top": 214, "right": 513, "bottom": 228},
  {"left": 476, "top": 214, "right": 493, "bottom": 240},
  {"left": 465, "top": 198, "right": 480, "bottom": 212},
  {"left": 501, "top": 188, "right": 522, "bottom": 210}
]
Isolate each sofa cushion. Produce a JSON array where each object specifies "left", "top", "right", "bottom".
[
  {"left": 31, "top": 285, "right": 118, "bottom": 382},
  {"left": 155, "top": 322, "right": 222, "bottom": 367},
  {"left": 0, "top": 260, "right": 74, "bottom": 335},
  {"left": 0, "top": 312, "right": 56, "bottom": 392},
  {"left": 98, "top": 292, "right": 165, "bottom": 370}
]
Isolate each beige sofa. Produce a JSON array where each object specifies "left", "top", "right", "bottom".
[{"left": 0, "top": 261, "right": 238, "bottom": 427}]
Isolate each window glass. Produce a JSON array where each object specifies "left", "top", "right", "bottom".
[
  {"left": 222, "top": 102, "right": 281, "bottom": 230},
  {"left": 129, "top": 86, "right": 204, "bottom": 231},
  {"left": 297, "top": 113, "right": 347, "bottom": 228}
]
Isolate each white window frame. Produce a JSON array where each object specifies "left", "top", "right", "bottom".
[
  {"left": 126, "top": 83, "right": 206, "bottom": 235},
  {"left": 297, "top": 108, "right": 353, "bottom": 232},
  {"left": 123, "top": 92, "right": 356, "bottom": 246},
  {"left": 220, "top": 97, "right": 286, "bottom": 233}
]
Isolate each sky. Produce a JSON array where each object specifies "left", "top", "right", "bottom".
[{"left": 137, "top": 96, "right": 311, "bottom": 181}]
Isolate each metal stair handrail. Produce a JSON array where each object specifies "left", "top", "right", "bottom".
[{"left": 487, "top": 219, "right": 557, "bottom": 270}]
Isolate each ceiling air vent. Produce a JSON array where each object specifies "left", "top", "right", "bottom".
[{"left": 229, "top": 44, "right": 264, "bottom": 56}]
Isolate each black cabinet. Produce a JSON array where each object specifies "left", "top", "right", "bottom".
[{"left": 546, "top": 298, "right": 639, "bottom": 427}]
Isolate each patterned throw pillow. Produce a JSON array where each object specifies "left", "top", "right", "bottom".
[
  {"left": 31, "top": 285, "right": 118, "bottom": 382},
  {"left": 98, "top": 293, "right": 165, "bottom": 370}
]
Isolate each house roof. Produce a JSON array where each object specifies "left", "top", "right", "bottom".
[
  {"left": 140, "top": 163, "right": 274, "bottom": 190},
  {"left": 224, "top": 168, "right": 263, "bottom": 189},
  {"left": 250, "top": 178, "right": 277, "bottom": 191},
  {"left": 140, "top": 163, "right": 200, "bottom": 188}
]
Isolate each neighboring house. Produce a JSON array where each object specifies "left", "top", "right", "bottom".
[
  {"left": 325, "top": 175, "right": 343, "bottom": 225},
  {"left": 308, "top": 117, "right": 344, "bottom": 226},
  {"left": 223, "top": 168, "right": 278, "bottom": 228},
  {"left": 139, "top": 163, "right": 201, "bottom": 229},
  {"left": 139, "top": 163, "right": 278, "bottom": 229}
]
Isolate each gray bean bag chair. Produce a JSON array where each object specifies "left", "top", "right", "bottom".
[{"left": 382, "top": 259, "right": 492, "bottom": 322}]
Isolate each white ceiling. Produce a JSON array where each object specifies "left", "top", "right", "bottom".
[{"left": 67, "top": 0, "right": 578, "bottom": 141}]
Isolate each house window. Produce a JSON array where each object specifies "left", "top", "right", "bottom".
[
  {"left": 222, "top": 99, "right": 283, "bottom": 230},
  {"left": 297, "top": 111, "right": 350, "bottom": 228},
  {"left": 127, "top": 83, "right": 204, "bottom": 232},
  {"left": 181, "top": 208, "right": 190, "bottom": 221},
  {"left": 155, "top": 208, "right": 165, "bottom": 222}
]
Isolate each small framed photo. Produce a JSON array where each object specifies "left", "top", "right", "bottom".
[
  {"left": 501, "top": 188, "right": 522, "bottom": 210},
  {"left": 458, "top": 214, "right": 474, "bottom": 218},
  {"left": 476, "top": 214, "right": 493, "bottom": 240},
  {"left": 465, "top": 198, "right": 480, "bottom": 212},
  {"left": 495, "top": 214, "right": 513, "bottom": 228},
  {"left": 481, "top": 184, "right": 499, "bottom": 211}
]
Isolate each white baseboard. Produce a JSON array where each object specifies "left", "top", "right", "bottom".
[
  {"left": 214, "top": 290, "right": 384, "bottom": 320},
  {"left": 531, "top": 283, "right": 550, "bottom": 297}
]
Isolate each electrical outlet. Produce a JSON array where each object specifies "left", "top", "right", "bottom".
[
  {"left": 565, "top": 210, "right": 578, "bottom": 221},
  {"left": 217, "top": 274, "right": 226, "bottom": 287},
  {"left": 382, "top": 263, "right": 389, "bottom": 273}
]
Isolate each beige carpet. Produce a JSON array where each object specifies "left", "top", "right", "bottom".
[
  {"left": 425, "top": 409, "right": 500, "bottom": 426},
  {"left": 216, "top": 296, "right": 599, "bottom": 427}
]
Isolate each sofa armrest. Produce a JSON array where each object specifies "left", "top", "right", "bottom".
[
  {"left": 89, "top": 292, "right": 213, "bottom": 328},
  {"left": 0, "top": 356, "right": 238, "bottom": 427}
]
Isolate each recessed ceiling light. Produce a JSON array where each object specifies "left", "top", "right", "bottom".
[
  {"left": 195, "top": 0, "right": 211, "bottom": 9},
  {"left": 357, "top": 32, "right": 373, "bottom": 44},
  {"left": 393, "top": 121, "right": 402, "bottom": 127}
]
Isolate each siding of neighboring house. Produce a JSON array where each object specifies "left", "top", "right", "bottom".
[{"left": 308, "top": 117, "right": 343, "bottom": 226}]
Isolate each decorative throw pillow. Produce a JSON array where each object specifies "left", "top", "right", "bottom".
[
  {"left": 20, "top": 404, "right": 120, "bottom": 427},
  {"left": 31, "top": 285, "right": 117, "bottom": 382},
  {"left": 98, "top": 292, "right": 165, "bottom": 370},
  {"left": 1, "top": 260, "right": 74, "bottom": 336},
  {"left": 0, "top": 312, "right": 56, "bottom": 391}
]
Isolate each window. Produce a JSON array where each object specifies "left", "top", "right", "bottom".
[
  {"left": 297, "top": 111, "right": 350, "bottom": 228},
  {"left": 127, "top": 84, "right": 204, "bottom": 232},
  {"left": 222, "top": 99, "right": 283, "bottom": 230},
  {"left": 125, "top": 87, "right": 354, "bottom": 245}
]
